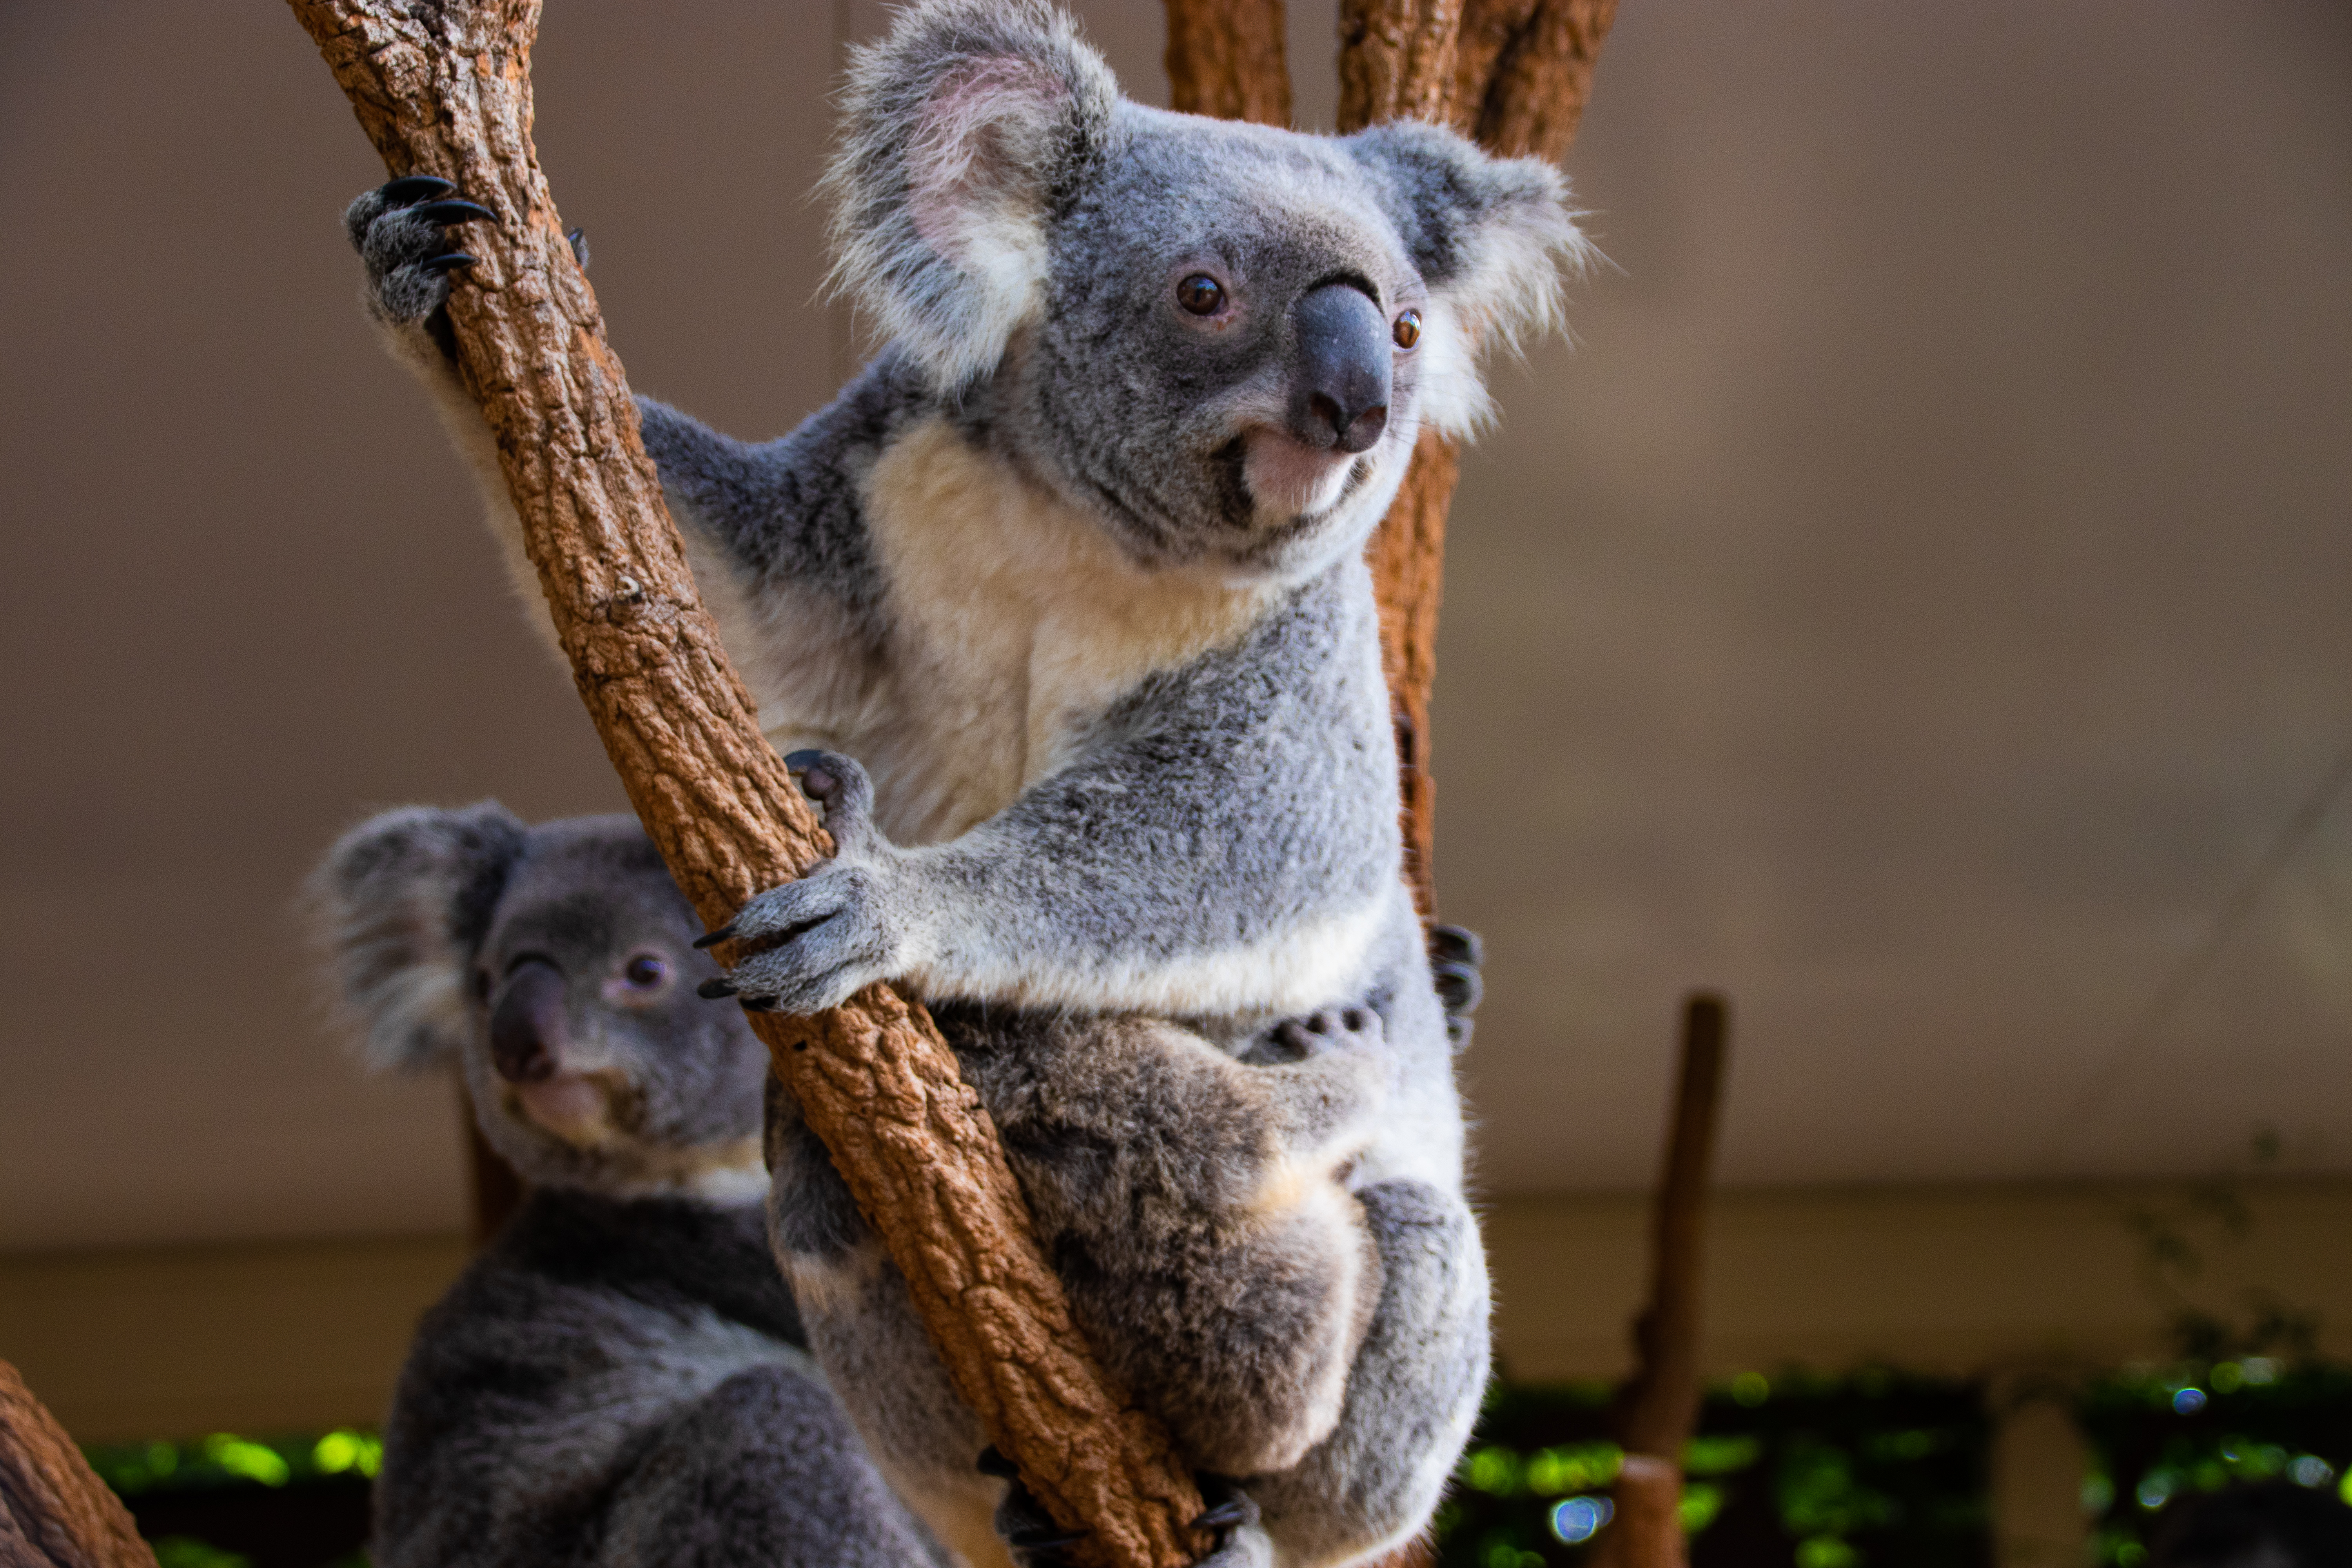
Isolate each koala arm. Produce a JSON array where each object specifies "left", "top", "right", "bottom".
[{"left": 714, "top": 573, "right": 1403, "bottom": 1019}]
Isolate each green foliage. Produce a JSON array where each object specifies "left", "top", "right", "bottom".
[
  {"left": 83, "top": 1430, "right": 381, "bottom": 1497},
  {"left": 2076, "top": 1357, "right": 2352, "bottom": 1564},
  {"left": 1434, "top": 1370, "right": 1988, "bottom": 1566}
]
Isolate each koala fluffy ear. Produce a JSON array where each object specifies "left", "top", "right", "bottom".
[
  {"left": 826, "top": 0, "right": 1118, "bottom": 390},
  {"left": 309, "top": 803, "right": 528, "bottom": 1076},
  {"left": 1344, "top": 120, "right": 1592, "bottom": 437}
]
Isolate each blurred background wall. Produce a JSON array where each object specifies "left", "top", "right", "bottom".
[{"left": 4, "top": 4, "right": 2350, "bottom": 1552}]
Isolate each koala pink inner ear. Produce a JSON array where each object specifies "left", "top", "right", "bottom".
[{"left": 906, "top": 57, "right": 1070, "bottom": 263}]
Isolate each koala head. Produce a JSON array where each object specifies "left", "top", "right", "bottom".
[
  {"left": 312, "top": 806, "right": 769, "bottom": 1203},
  {"left": 828, "top": 0, "right": 1587, "bottom": 581}
]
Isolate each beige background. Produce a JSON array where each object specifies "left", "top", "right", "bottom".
[{"left": 2, "top": 0, "right": 2348, "bottom": 1282}]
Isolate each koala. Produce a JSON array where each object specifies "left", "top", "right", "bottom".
[
  {"left": 334, "top": 2, "right": 1579, "bottom": 1563},
  {"left": 313, "top": 806, "right": 944, "bottom": 1568}
]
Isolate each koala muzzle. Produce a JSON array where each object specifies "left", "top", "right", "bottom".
[
  {"left": 490, "top": 958, "right": 567, "bottom": 1083},
  {"left": 1290, "top": 283, "right": 1391, "bottom": 455}
]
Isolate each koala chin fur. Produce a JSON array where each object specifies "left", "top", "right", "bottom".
[{"left": 334, "top": 0, "right": 1583, "bottom": 1561}]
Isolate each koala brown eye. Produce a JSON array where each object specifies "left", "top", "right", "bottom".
[
  {"left": 1176, "top": 274, "right": 1225, "bottom": 316},
  {"left": 623, "top": 954, "right": 668, "bottom": 989},
  {"left": 1392, "top": 310, "right": 1421, "bottom": 349}
]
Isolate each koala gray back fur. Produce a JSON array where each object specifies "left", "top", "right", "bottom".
[{"left": 313, "top": 808, "right": 943, "bottom": 1568}]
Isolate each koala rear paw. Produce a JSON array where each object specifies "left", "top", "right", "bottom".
[
  {"left": 980, "top": 1451, "right": 1268, "bottom": 1568},
  {"left": 342, "top": 174, "right": 494, "bottom": 356}
]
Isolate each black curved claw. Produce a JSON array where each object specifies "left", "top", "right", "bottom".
[
  {"left": 1190, "top": 1499, "right": 1252, "bottom": 1532},
  {"left": 692, "top": 924, "right": 737, "bottom": 951},
  {"left": 782, "top": 749, "right": 826, "bottom": 771},
  {"left": 976, "top": 1445, "right": 1021, "bottom": 1479},
  {"left": 380, "top": 174, "right": 455, "bottom": 203},
  {"left": 1429, "top": 923, "right": 1483, "bottom": 968},
  {"left": 420, "top": 252, "right": 478, "bottom": 275},
  {"left": 408, "top": 198, "right": 496, "bottom": 226},
  {"left": 697, "top": 977, "right": 739, "bottom": 1000},
  {"left": 567, "top": 225, "right": 591, "bottom": 269},
  {"left": 1008, "top": 1526, "right": 1091, "bottom": 1552},
  {"left": 741, "top": 995, "right": 782, "bottom": 1014},
  {"left": 1432, "top": 959, "right": 1483, "bottom": 1016}
]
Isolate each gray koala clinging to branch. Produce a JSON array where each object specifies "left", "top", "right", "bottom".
[
  {"left": 335, "top": 1, "right": 1579, "bottom": 1562},
  {"left": 313, "top": 808, "right": 944, "bottom": 1568}
]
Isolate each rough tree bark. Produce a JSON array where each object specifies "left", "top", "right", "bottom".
[
  {"left": 1165, "top": 0, "right": 1291, "bottom": 125},
  {"left": 0, "top": 1361, "right": 156, "bottom": 1568},
  {"left": 285, "top": 6, "right": 1201, "bottom": 1566},
  {"left": 1587, "top": 995, "right": 1730, "bottom": 1568}
]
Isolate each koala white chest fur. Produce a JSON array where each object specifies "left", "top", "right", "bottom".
[{"left": 340, "top": 0, "right": 1581, "bottom": 1559}]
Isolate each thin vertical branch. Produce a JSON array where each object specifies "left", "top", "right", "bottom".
[{"left": 1591, "top": 993, "right": 1730, "bottom": 1568}]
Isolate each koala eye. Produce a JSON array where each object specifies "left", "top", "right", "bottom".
[
  {"left": 1392, "top": 310, "right": 1421, "bottom": 350},
  {"left": 622, "top": 953, "right": 669, "bottom": 989},
  {"left": 1176, "top": 274, "right": 1225, "bottom": 317}
]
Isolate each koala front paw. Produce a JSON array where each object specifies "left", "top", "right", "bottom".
[
  {"left": 979, "top": 1448, "right": 1270, "bottom": 1568},
  {"left": 694, "top": 752, "right": 913, "bottom": 1015},
  {"left": 1272, "top": 1005, "right": 1384, "bottom": 1060},
  {"left": 341, "top": 175, "right": 495, "bottom": 353}
]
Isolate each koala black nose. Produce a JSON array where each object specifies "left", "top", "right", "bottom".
[
  {"left": 1290, "top": 283, "right": 1391, "bottom": 456},
  {"left": 489, "top": 958, "right": 566, "bottom": 1084}
]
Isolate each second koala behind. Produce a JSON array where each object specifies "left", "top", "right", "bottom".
[
  {"left": 336, "top": 2, "right": 1581, "bottom": 1561},
  {"left": 315, "top": 807, "right": 941, "bottom": 1568}
]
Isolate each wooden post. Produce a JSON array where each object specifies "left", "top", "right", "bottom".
[
  {"left": 1590, "top": 993, "right": 1730, "bottom": 1568},
  {"left": 0, "top": 1361, "right": 157, "bottom": 1568},
  {"left": 285, "top": 5, "right": 1201, "bottom": 1564}
]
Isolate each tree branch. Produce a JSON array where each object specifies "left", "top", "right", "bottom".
[
  {"left": 0, "top": 1360, "right": 156, "bottom": 1568},
  {"left": 285, "top": 5, "right": 1201, "bottom": 1564},
  {"left": 1334, "top": 0, "right": 1619, "bottom": 918},
  {"left": 1165, "top": 0, "right": 1292, "bottom": 125}
]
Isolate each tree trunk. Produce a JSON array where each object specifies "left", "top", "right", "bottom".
[
  {"left": 1165, "top": 0, "right": 1291, "bottom": 124},
  {"left": 285, "top": 6, "right": 1201, "bottom": 1565},
  {"left": 0, "top": 1360, "right": 156, "bottom": 1568},
  {"left": 1587, "top": 995, "right": 1730, "bottom": 1568},
  {"left": 1342, "top": 0, "right": 1620, "bottom": 917}
]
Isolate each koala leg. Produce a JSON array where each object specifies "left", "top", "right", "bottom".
[
  {"left": 596, "top": 1363, "right": 948, "bottom": 1568},
  {"left": 1246, "top": 1179, "right": 1491, "bottom": 1567},
  {"left": 961, "top": 1006, "right": 1391, "bottom": 1484}
]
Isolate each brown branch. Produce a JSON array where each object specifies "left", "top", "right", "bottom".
[
  {"left": 1589, "top": 993, "right": 1730, "bottom": 1568},
  {"left": 1451, "top": 0, "right": 1620, "bottom": 162},
  {"left": 1165, "top": 0, "right": 1292, "bottom": 125},
  {"left": 285, "top": 5, "right": 1201, "bottom": 1565},
  {"left": 1333, "top": 0, "right": 1618, "bottom": 918},
  {"left": 0, "top": 1360, "right": 156, "bottom": 1568}
]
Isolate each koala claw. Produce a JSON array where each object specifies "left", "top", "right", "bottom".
[
  {"left": 696, "top": 977, "right": 738, "bottom": 1000},
  {"left": 378, "top": 174, "right": 454, "bottom": 203},
  {"left": 690, "top": 924, "right": 737, "bottom": 951},
  {"left": 975, "top": 1445, "right": 1020, "bottom": 1479},
  {"left": 990, "top": 1464, "right": 1092, "bottom": 1568},
  {"left": 1187, "top": 1478, "right": 1265, "bottom": 1567},
  {"left": 420, "top": 252, "right": 478, "bottom": 275},
  {"left": 407, "top": 198, "right": 496, "bottom": 227}
]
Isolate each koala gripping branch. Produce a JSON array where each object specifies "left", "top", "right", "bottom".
[{"left": 286, "top": 5, "right": 1203, "bottom": 1566}]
